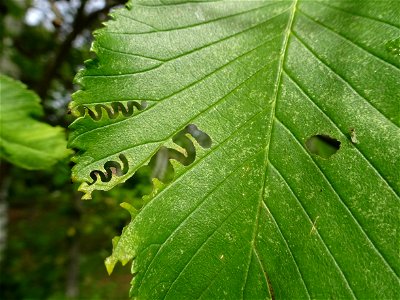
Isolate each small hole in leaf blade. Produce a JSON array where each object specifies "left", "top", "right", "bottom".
[{"left": 305, "top": 134, "right": 340, "bottom": 159}]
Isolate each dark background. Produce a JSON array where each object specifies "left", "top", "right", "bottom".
[{"left": 0, "top": 1, "right": 154, "bottom": 298}]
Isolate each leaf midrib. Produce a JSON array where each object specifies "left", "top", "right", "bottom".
[
  {"left": 135, "top": 1, "right": 302, "bottom": 297},
  {"left": 244, "top": 0, "right": 299, "bottom": 298}
]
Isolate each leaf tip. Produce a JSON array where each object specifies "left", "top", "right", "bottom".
[{"left": 104, "top": 256, "right": 117, "bottom": 275}]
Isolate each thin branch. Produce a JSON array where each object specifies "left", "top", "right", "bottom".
[{"left": 37, "top": 0, "right": 125, "bottom": 101}]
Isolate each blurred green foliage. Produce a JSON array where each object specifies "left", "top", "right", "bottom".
[
  {"left": 0, "top": 0, "right": 149, "bottom": 299},
  {"left": 1, "top": 157, "right": 154, "bottom": 299}
]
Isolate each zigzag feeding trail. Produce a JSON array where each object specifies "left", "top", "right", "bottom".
[
  {"left": 77, "top": 101, "right": 148, "bottom": 121},
  {"left": 87, "top": 124, "right": 212, "bottom": 186}
]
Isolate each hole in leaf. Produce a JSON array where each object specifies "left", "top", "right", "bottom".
[
  {"left": 186, "top": 124, "right": 212, "bottom": 148},
  {"left": 150, "top": 124, "right": 212, "bottom": 182},
  {"left": 150, "top": 147, "right": 175, "bottom": 183},
  {"left": 305, "top": 134, "right": 340, "bottom": 159}
]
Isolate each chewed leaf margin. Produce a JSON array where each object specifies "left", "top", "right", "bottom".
[
  {"left": 73, "top": 123, "right": 211, "bottom": 199},
  {"left": 73, "top": 100, "right": 148, "bottom": 121},
  {"left": 67, "top": 0, "right": 215, "bottom": 282}
]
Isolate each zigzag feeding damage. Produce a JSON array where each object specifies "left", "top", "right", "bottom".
[
  {"left": 86, "top": 124, "right": 211, "bottom": 186},
  {"left": 76, "top": 100, "right": 148, "bottom": 121}
]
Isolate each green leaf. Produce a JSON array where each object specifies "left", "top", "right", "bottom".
[
  {"left": 0, "top": 74, "right": 70, "bottom": 169},
  {"left": 69, "top": 0, "right": 400, "bottom": 298}
]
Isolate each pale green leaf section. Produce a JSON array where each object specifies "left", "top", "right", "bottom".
[
  {"left": 69, "top": 0, "right": 400, "bottom": 299},
  {"left": 0, "top": 74, "right": 70, "bottom": 169}
]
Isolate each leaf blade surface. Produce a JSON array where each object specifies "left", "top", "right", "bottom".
[{"left": 70, "top": 0, "right": 400, "bottom": 298}]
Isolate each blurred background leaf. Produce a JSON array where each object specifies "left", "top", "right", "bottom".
[{"left": 0, "top": 0, "right": 157, "bottom": 299}]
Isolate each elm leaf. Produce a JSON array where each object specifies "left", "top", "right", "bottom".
[{"left": 69, "top": 0, "right": 400, "bottom": 298}]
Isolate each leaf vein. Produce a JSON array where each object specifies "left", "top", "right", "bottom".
[
  {"left": 260, "top": 199, "right": 311, "bottom": 299},
  {"left": 241, "top": 249, "right": 254, "bottom": 300},
  {"left": 257, "top": 0, "right": 298, "bottom": 294},
  {"left": 316, "top": 2, "right": 400, "bottom": 30},
  {"left": 135, "top": 0, "right": 221, "bottom": 8},
  {"left": 116, "top": 2, "right": 286, "bottom": 35},
  {"left": 269, "top": 161, "right": 357, "bottom": 299},
  {"left": 96, "top": 44, "right": 165, "bottom": 62},
  {"left": 253, "top": 248, "right": 273, "bottom": 300},
  {"left": 117, "top": 13, "right": 160, "bottom": 31}
]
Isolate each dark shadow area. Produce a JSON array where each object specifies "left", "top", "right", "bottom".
[{"left": 305, "top": 134, "right": 341, "bottom": 159}]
